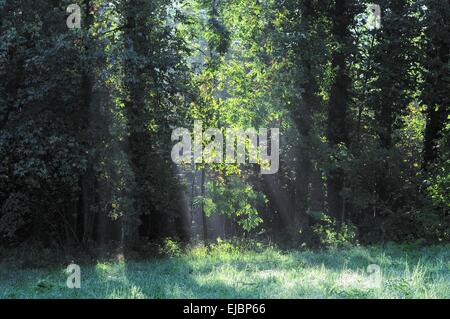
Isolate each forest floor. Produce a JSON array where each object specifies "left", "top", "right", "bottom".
[{"left": 0, "top": 243, "right": 449, "bottom": 299}]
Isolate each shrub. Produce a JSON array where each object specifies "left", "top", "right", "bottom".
[
  {"left": 159, "top": 238, "right": 183, "bottom": 257},
  {"left": 312, "top": 214, "right": 358, "bottom": 248}
]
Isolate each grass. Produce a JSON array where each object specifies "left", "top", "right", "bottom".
[{"left": 0, "top": 242, "right": 449, "bottom": 299}]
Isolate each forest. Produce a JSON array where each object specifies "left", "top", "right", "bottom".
[{"left": 0, "top": 0, "right": 449, "bottom": 299}]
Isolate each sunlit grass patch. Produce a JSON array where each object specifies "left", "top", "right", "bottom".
[{"left": 0, "top": 244, "right": 449, "bottom": 299}]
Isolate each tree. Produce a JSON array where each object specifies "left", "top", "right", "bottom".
[
  {"left": 326, "top": 0, "right": 357, "bottom": 221},
  {"left": 421, "top": 0, "right": 450, "bottom": 168}
]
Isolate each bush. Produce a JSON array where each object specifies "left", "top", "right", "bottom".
[
  {"left": 312, "top": 214, "right": 358, "bottom": 248},
  {"left": 159, "top": 238, "right": 183, "bottom": 257}
]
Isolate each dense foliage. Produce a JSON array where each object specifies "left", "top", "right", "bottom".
[{"left": 0, "top": 0, "right": 448, "bottom": 249}]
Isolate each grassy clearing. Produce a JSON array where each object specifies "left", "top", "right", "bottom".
[{"left": 0, "top": 243, "right": 449, "bottom": 299}]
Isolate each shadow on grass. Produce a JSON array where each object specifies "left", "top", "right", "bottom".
[{"left": 1, "top": 243, "right": 448, "bottom": 298}]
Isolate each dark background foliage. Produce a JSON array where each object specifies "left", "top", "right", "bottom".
[{"left": 0, "top": 0, "right": 448, "bottom": 250}]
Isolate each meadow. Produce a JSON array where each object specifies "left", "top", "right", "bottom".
[{"left": 1, "top": 243, "right": 449, "bottom": 299}]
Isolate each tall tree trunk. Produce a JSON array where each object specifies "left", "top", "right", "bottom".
[
  {"left": 77, "top": 0, "right": 95, "bottom": 244},
  {"left": 262, "top": 174, "right": 299, "bottom": 240},
  {"left": 423, "top": 1, "right": 450, "bottom": 168},
  {"left": 327, "top": 0, "right": 352, "bottom": 221},
  {"left": 310, "top": 165, "right": 325, "bottom": 213},
  {"left": 294, "top": 77, "right": 314, "bottom": 239},
  {"left": 121, "top": 3, "right": 155, "bottom": 247},
  {"left": 201, "top": 168, "right": 208, "bottom": 245}
]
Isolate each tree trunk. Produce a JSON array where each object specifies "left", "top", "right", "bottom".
[
  {"left": 201, "top": 168, "right": 208, "bottom": 244},
  {"left": 423, "top": 4, "right": 450, "bottom": 168},
  {"left": 77, "top": 0, "right": 95, "bottom": 244},
  {"left": 327, "top": 0, "right": 352, "bottom": 221}
]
